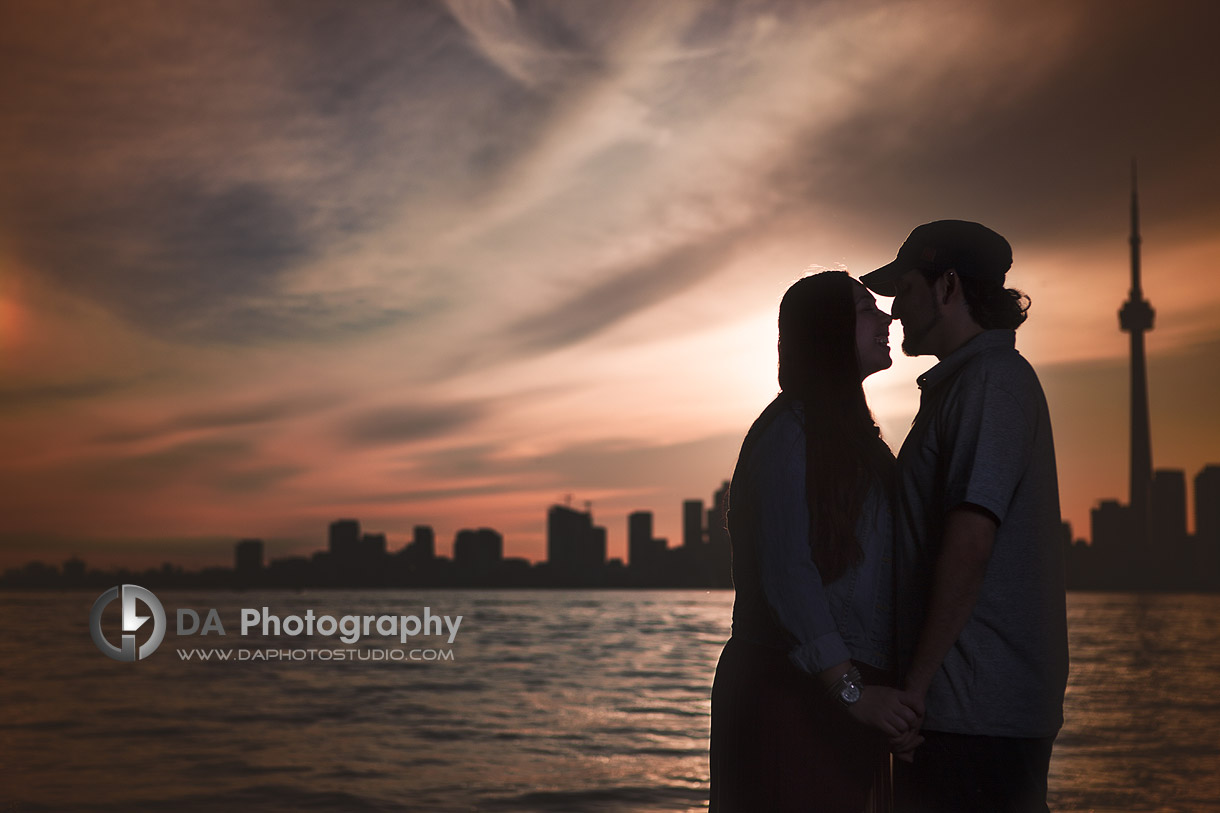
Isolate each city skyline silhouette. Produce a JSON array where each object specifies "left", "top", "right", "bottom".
[
  {"left": 6, "top": 452, "right": 1218, "bottom": 591},
  {"left": 4, "top": 171, "right": 1218, "bottom": 591}
]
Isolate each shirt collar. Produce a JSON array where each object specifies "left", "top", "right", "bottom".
[{"left": 916, "top": 329, "right": 1016, "bottom": 390}]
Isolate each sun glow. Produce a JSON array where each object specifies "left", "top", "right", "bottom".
[{"left": 0, "top": 296, "right": 22, "bottom": 350}]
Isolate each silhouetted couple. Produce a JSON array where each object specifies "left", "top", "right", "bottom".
[{"left": 709, "top": 221, "right": 1069, "bottom": 813}]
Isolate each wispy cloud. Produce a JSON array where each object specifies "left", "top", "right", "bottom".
[
  {"left": 342, "top": 401, "right": 492, "bottom": 447},
  {"left": 0, "top": 377, "right": 142, "bottom": 413},
  {"left": 0, "top": 1, "right": 526, "bottom": 343},
  {"left": 73, "top": 438, "right": 257, "bottom": 491},
  {"left": 499, "top": 227, "right": 748, "bottom": 357},
  {"left": 93, "top": 393, "right": 338, "bottom": 444}
]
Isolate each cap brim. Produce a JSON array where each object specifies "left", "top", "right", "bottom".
[{"left": 861, "top": 260, "right": 904, "bottom": 297}]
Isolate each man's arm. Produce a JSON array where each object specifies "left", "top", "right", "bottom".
[{"left": 903, "top": 504, "right": 997, "bottom": 700}]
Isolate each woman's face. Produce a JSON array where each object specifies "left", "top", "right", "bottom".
[{"left": 852, "top": 280, "right": 893, "bottom": 379}]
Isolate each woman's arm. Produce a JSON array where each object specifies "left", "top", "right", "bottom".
[
  {"left": 747, "top": 408, "right": 852, "bottom": 674},
  {"left": 748, "top": 408, "right": 919, "bottom": 736}
]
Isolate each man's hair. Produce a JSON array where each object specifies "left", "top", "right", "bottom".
[{"left": 919, "top": 267, "right": 1031, "bottom": 329}]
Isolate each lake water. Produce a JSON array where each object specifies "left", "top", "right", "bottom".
[{"left": 1, "top": 590, "right": 1218, "bottom": 811}]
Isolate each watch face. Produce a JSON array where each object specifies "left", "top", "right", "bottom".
[{"left": 841, "top": 683, "right": 862, "bottom": 704}]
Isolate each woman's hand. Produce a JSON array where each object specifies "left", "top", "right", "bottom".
[
  {"left": 844, "top": 686, "right": 923, "bottom": 738},
  {"left": 888, "top": 686, "right": 926, "bottom": 761},
  {"left": 890, "top": 726, "right": 925, "bottom": 763}
]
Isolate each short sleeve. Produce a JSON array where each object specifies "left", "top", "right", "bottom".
[{"left": 940, "top": 368, "right": 1035, "bottom": 525}]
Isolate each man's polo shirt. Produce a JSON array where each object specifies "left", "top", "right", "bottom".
[{"left": 895, "top": 329, "right": 1069, "bottom": 737}]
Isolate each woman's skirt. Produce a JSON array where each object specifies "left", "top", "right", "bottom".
[{"left": 709, "top": 636, "right": 891, "bottom": 813}]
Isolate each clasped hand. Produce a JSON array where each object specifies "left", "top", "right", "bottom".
[{"left": 844, "top": 686, "right": 925, "bottom": 761}]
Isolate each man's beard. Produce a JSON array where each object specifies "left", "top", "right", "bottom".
[{"left": 901, "top": 312, "right": 941, "bottom": 356}]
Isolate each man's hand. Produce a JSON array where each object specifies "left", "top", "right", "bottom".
[{"left": 844, "top": 686, "right": 923, "bottom": 738}]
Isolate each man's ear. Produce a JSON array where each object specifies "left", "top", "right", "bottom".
[{"left": 936, "top": 269, "right": 958, "bottom": 306}]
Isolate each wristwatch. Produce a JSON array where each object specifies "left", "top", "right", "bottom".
[{"left": 826, "top": 666, "right": 864, "bottom": 708}]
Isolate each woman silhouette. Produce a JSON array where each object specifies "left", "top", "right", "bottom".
[{"left": 710, "top": 271, "right": 921, "bottom": 812}]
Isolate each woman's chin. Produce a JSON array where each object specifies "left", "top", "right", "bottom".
[{"left": 861, "top": 351, "right": 893, "bottom": 379}]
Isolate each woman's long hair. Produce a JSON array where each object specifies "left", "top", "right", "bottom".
[{"left": 778, "top": 271, "right": 894, "bottom": 583}]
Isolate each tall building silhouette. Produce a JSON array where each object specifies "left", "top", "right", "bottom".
[
  {"left": 628, "top": 510, "right": 653, "bottom": 561},
  {"left": 1190, "top": 466, "right": 1220, "bottom": 546},
  {"left": 1195, "top": 466, "right": 1220, "bottom": 587},
  {"left": 404, "top": 525, "right": 435, "bottom": 564},
  {"left": 1151, "top": 469, "right": 1187, "bottom": 549},
  {"left": 453, "top": 528, "right": 503, "bottom": 578},
  {"left": 707, "top": 481, "right": 732, "bottom": 588},
  {"left": 547, "top": 504, "right": 606, "bottom": 582},
  {"left": 1151, "top": 469, "right": 1187, "bottom": 587},
  {"left": 1119, "top": 161, "right": 1155, "bottom": 550},
  {"left": 628, "top": 510, "right": 665, "bottom": 575},
  {"left": 1090, "top": 499, "right": 1130, "bottom": 587},
  {"left": 329, "top": 518, "right": 361, "bottom": 559},
  {"left": 707, "top": 481, "right": 730, "bottom": 551},
  {"left": 234, "top": 538, "right": 264, "bottom": 583},
  {"left": 683, "top": 499, "right": 704, "bottom": 548}
]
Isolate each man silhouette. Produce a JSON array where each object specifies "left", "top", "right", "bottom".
[{"left": 863, "top": 221, "right": 1069, "bottom": 812}]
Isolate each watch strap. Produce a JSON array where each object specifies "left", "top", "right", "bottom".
[{"left": 825, "top": 665, "right": 864, "bottom": 708}]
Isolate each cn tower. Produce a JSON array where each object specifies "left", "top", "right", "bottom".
[{"left": 1118, "top": 161, "right": 1155, "bottom": 546}]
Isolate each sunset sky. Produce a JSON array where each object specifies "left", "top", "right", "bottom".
[{"left": 2, "top": 0, "right": 1218, "bottom": 568}]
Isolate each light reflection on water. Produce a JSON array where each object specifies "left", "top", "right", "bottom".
[
  {"left": 1051, "top": 593, "right": 1220, "bottom": 812},
  {"left": 1, "top": 590, "right": 1218, "bottom": 811}
]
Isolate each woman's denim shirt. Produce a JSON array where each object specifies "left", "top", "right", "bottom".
[{"left": 728, "top": 394, "right": 894, "bottom": 675}]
